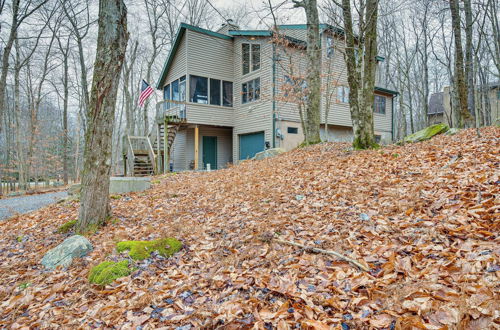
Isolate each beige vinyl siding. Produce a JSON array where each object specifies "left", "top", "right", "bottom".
[
  {"left": 274, "top": 45, "right": 308, "bottom": 123},
  {"left": 185, "top": 30, "right": 235, "bottom": 127},
  {"left": 170, "top": 125, "right": 233, "bottom": 171},
  {"left": 198, "top": 126, "right": 233, "bottom": 170},
  {"left": 171, "top": 129, "right": 187, "bottom": 171},
  {"left": 321, "top": 32, "right": 352, "bottom": 127},
  {"left": 278, "top": 28, "right": 307, "bottom": 41},
  {"left": 232, "top": 37, "right": 273, "bottom": 161},
  {"left": 164, "top": 34, "right": 187, "bottom": 87},
  {"left": 373, "top": 93, "right": 393, "bottom": 133}
]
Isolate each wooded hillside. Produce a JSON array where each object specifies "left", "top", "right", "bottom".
[{"left": 0, "top": 127, "right": 498, "bottom": 328}]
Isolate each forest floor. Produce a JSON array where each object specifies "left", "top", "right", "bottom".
[{"left": 0, "top": 127, "right": 498, "bottom": 329}]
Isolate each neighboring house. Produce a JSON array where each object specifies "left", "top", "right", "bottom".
[
  {"left": 125, "top": 22, "right": 398, "bottom": 174},
  {"left": 428, "top": 92, "right": 445, "bottom": 125},
  {"left": 428, "top": 83, "right": 500, "bottom": 127}
]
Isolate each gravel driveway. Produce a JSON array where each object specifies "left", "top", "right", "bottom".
[{"left": 0, "top": 191, "right": 68, "bottom": 220}]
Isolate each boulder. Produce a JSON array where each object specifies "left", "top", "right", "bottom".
[
  {"left": 41, "top": 235, "right": 93, "bottom": 270},
  {"left": 445, "top": 128, "right": 460, "bottom": 136},
  {"left": 401, "top": 123, "right": 449, "bottom": 144},
  {"left": 253, "top": 148, "right": 286, "bottom": 161}
]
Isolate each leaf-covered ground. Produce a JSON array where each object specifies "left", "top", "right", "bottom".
[{"left": 1, "top": 127, "right": 498, "bottom": 329}]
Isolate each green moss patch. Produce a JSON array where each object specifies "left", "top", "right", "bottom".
[
  {"left": 116, "top": 238, "right": 182, "bottom": 260},
  {"left": 57, "top": 220, "right": 77, "bottom": 233},
  {"left": 401, "top": 123, "right": 449, "bottom": 144},
  {"left": 88, "top": 260, "right": 132, "bottom": 286}
]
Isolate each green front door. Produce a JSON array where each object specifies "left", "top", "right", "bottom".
[{"left": 202, "top": 136, "right": 217, "bottom": 169}]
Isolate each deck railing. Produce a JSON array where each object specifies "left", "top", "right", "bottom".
[
  {"left": 155, "top": 101, "right": 186, "bottom": 123},
  {"left": 126, "top": 135, "right": 157, "bottom": 175}
]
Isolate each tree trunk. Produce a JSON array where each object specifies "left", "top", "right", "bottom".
[
  {"left": 342, "top": 0, "right": 379, "bottom": 149},
  {"left": 77, "top": 0, "right": 128, "bottom": 233},
  {"left": 62, "top": 40, "right": 69, "bottom": 185},
  {"left": 293, "top": 0, "right": 321, "bottom": 145},
  {"left": 449, "top": 0, "right": 472, "bottom": 128},
  {"left": 463, "top": 0, "right": 476, "bottom": 126},
  {"left": 0, "top": 0, "right": 20, "bottom": 133}
]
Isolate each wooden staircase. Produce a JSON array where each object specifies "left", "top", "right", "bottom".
[
  {"left": 124, "top": 105, "right": 186, "bottom": 176},
  {"left": 123, "top": 136, "right": 157, "bottom": 177},
  {"left": 152, "top": 122, "right": 180, "bottom": 160},
  {"left": 132, "top": 155, "right": 154, "bottom": 177}
]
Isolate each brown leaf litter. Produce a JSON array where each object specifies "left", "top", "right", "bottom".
[{"left": 0, "top": 127, "right": 498, "bottom": 329}]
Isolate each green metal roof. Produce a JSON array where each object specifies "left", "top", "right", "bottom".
[
  {"left": 156, "top": 23, "right": 232, "bottom": 89},
  {"left": 228, "top": 30, "right": 272, "bottom": 36},
  {"left": 277, "top": 24, "right": 330, "bottom": 30},
  {"left": 376, "top": 55, "right": 385, "bottom": 62},
  {"left": 375, "top": 86, "right": 399, "bottom": 95}
]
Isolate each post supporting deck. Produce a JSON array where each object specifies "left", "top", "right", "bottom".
[
  {"left": 157, "top": 123, "right": 161, "bottom": 173},
  {"left": 194, "top": 125, "right": 199, "bottom": 170},
  {"left": 164, "top": 118, "right": 169, "bottom": 173}
]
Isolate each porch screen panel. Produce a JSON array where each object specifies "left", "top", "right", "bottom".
[
  {"left": 223, "top": 81, "right": 233, "bottom": 107},
  {"left": 190, "top": 75, "right": 208, "bottom": 104},
  {"left": 210, "top": 78, "right": 221, "bottom": 105}
]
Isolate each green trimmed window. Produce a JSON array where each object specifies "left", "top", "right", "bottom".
[
  {"left": 374, "top": 95, "right": 386, "bottom": 114},
  {"left": 242, "top": 78, "right": 261, "bottom": 104},
  {"left": 242, "top": 43, "right": 261, "bottom": 75}
]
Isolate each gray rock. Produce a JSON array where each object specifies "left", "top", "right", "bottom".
[
  {"left": 41, "top": 235, "right": 93, "bottom": 270},
  {"left": 359, "top": 213, "right": 370, "bottom": 221},
  {"left": 295, "top": 194, "right": 305, "bottom": 201},
  {"left": 253, "top": 148, "right": 285, "bottom": 160},
  {"left": 445, "top": 128, "right": 460, "bottom": 136}
]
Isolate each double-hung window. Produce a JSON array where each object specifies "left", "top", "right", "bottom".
[
  {"left": 242, "top": 43, "right": 261, "bottom": 75},
  {"left": 326, "top": 36, "right": 334, "bottom": 58},
  {"left": 337, "top": 86, "right": 350, "bottom": 103},
  {"left": 374, "top": 95, "right": 386, "bottom": 114},
  {"left": 242, "top": 78, "right": 261, "bottom": 104}
]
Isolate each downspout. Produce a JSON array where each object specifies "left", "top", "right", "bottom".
[
  {"left": 272, "top": 42, "right": 277, "bottom": 148},
  {"left": 391, "top": 94, "right": 395, "bottom": 141}
]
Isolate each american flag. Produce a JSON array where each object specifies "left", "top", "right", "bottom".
[{"left": 138, "top": 80, "right": 154, "bottom": 107}]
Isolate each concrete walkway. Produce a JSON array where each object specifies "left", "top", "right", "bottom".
[{"left": 0, "top": 191, "right": 68, "bottom": 220}]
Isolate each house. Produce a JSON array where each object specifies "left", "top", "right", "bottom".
[
  {"left": 428, "top": 92, "right": 445, "bottom": 125},
  {"left": 427, "top": 83, "right": 500, "bottom": 127},
  {"left": 125, "top": 22, "right": 398, "bottom": 175}
]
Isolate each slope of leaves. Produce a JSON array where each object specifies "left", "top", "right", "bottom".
[{"left": 0, "top": 127, "right": 498, "bottom": 329}]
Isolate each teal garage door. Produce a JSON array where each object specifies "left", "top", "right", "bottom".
[{"left": 239, "top": 131, "right": 265, "bottom": 160}]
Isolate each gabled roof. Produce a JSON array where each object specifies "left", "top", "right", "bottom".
[
  {"left": 228, "top": 30, "right": 272, "bottom": 37},
  {"left": 156, "top": 23, "right": 232, "bottom": 89},
  {"left": 278, "top": 24, "right": 345, "bottom": 36},
  {"left": 228, "top": 30, "right": 306, "bottom": 47}
]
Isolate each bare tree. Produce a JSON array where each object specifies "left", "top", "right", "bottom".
[
  {"left": 61, "top": 0, "right": 92, "bottom": 117},
  {"left": 463, "top": 0, "right": 476, "bottom": 126},
  {"left": 449, "top": 0, "right": 472, "bottom": 128},
  {"left": 0, "top": 0, "right": 48, "bottom": 132},
  {"left": 292, "top": 0, "right": 321, "bottom": 145},
  {"left": 77, "top": 0, "right": 128, "bottom": 233},
  {"left": 338, "top": 0, "right": 379, "bottom": 149}
]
